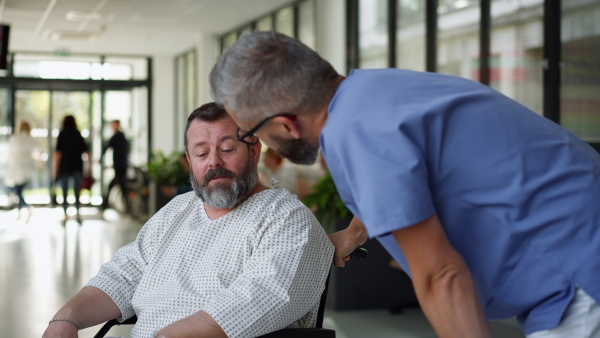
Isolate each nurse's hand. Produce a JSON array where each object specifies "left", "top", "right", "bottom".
[{"left": 329, "top": 216, "right": 368, "bottom": 267}]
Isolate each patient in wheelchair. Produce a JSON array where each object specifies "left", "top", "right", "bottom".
[{"left": 43, "top": 103, "right": 334, "bottom": 338}]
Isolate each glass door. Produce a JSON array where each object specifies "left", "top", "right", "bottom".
[
  {"left": 12, "top": 90, "right": 97, "bottom": 206},
  {"left": 0, "top": 87, "right": 11, "bottom": 206},
  {"left": 99, "top": 88, "right": 148, "bottom": 211},
  {"left": 14, "top": 90, "right": 51, "bottom": 205},
  {"left": 51, "top": 91, "right": 94, "bottom": 206}
]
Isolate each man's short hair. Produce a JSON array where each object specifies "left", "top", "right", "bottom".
[
  {"left": 209, "top": 32, "right": 338, "bottom": 122},
  {"left": 184, "top": 102, "right": 229, "bottom": 153}
]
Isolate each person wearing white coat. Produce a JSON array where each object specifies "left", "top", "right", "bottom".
[{"left": 5, "top": 120, "right": 38, "bottom": 220}]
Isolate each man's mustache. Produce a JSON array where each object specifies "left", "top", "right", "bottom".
[{"left": 201, "top": 167, "right": 235, "bottom": 186}]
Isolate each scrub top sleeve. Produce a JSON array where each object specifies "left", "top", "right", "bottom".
[{"left": 323, "top": 120, "right": 436, "bottom": 238}]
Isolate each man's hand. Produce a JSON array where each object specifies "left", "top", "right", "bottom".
[
  {"left": 329, "top": 216, "right": 368, "bottom": 267},
  {"left": 42, "top": 320, "right": 78, "bottom": 338},
  {"left": 155, "top": 311, "right": 226, "bottom": 338}
]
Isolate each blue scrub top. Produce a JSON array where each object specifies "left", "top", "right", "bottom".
[{"left": 320, "top": 68, "right": 600, "bottom": 334}]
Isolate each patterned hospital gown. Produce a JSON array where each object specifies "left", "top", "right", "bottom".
[{"left": 86, "top": 189, "right": 334, "bottom": 338}]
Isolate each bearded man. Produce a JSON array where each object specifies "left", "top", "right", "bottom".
[{"left": 43, "top": 102, "right": 334, "bottom": 338}]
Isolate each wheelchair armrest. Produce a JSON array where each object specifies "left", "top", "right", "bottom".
[
  {"left": 93, "top": 316, "right": 138, "bottom": 338},
  {"left": 257, "top": 328, "right": 335, "bottom": 338}
]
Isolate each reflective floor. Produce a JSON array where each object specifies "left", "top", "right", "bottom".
[{"left": 0, "top": 206, "right": 525, "bottom": 338}]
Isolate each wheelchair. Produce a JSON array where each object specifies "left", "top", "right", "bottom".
[{"left": 94, "top": 248, "right": 368, "bottom": 338}]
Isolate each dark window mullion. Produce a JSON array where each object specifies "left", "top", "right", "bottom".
[
  {"left": 425, "top": 0, "right": 438, "bottom": 72},
  {"left": 543, "top": 0, "right": 561, "bottom": 124},
  {"left": 388, "top": 0, "right": 397, "bottom": 68},
  {"left": 346, "top": 0, "right": 360, "bottom": 73},
  {"left": 480, "top": 0, "right": 491, "bottom": 86},
  {"left": 293, "top": 3, "right": 300, "bottom": 39}
]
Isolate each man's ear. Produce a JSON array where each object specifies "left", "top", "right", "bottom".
[
  {"left": 251, "top": 140, "right": 262, "bottom": 165},
  {"left": 272, "top": 115, "right": 301, "bottom": 139},
  {"left": 185, "top": 152, "right": 191, "bottom": 164}
]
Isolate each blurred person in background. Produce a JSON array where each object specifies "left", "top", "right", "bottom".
[
  {"left": 259, "top": 147, "right": 299, "bottom": 196},
  {"left": 54, "top": 115, "right": 90, "bottom": 224},
  {"left": 101, "top": 119, "right": 131, "bottom": 213},
  {"left": 5, "top": 120, "right": 38, "bottom": 221}
]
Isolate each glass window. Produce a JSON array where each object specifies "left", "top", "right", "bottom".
[
  {"left": 176, "top": 55, "right": 186, "bottom": 147},
  {"left": 276, "top": 7, "right": 295, "bottom": 37},
  {"left": 256, "top": 15, "right": 274, "bottom": 32},
  {"left": 103, "top": 57, "right": 148, "bottom": 80},
  {"left": 13, "top": 54, "right": 102, "bottom": 79},
  {"left": 359, "top": 0, "right": 389, "bottom": 69},
  {"left": 0, "top": 87, "right": 10, "bottom": 206},
  {"left": 396, "top": 0, "right": 426, "bottom": 71},
  {"left": 240, "top": 25, "right": 254, "bottom": 36},
  {"left": 561, "top": 0, "right": 600, "bottom": 142},
  {"left": 186, "top": 51, "right": 197, "bottom": 117},
  {"left": 174, "top": 50, "right": 197, "bottom": 151},
  {"left": 222, "top": 32, "right": 238, "bottom": 52},
  {"left": 12, "top": 54, "right": 147, "bottom": 81},
  {"left": 490, "top": 0, "right": 544, "bottom": 114},
  {"left": 437, "top": 0, "right": 480, "bottom": 80},
  {"left": 298, "top": 0, "right": 317, "bottom": 50}
]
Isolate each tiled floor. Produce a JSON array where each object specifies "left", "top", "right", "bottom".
[{"left": 0, "top": 206, "right": 525, "bottom": 338}]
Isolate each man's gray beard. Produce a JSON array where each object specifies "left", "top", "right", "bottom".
[
  {"left": 191, "top": 153, "right": 258, "bottom": 209},
  {"left": 269, "top": 133, "right": 319, "bottom": 165}
]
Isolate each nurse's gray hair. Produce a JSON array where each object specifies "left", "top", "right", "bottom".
[{"left": 209, "top": 31, "right": 338, "bottom": 122}]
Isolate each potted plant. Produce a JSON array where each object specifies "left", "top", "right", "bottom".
[
  {"left": 303, "top": 170, "right": 418, "bottom": 312},
  {"left": 146, "top": 150, "right": 189, "bottom": 212},
  {"left": 302, "top": 171, "right": 351, "bottom": 233}
]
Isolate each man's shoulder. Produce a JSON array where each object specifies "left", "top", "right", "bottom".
[{"left": 248, "top": 188, "right": 308, "bottom": 210}]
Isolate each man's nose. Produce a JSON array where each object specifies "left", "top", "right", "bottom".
[{"left": 207, "top": 151, "right": 223, "bottom": 168}]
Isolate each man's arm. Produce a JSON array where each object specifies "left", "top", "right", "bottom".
[
  {"left": 393, "top": 214, "right": 491, "bottom": 338},
  {"left": 42, "top": 286, "right": 121, "bottom": 337},
  {"left": 154, "top": 311, "right": 226, "bottom": 338},
  {"left": 328, "top": 216, "right": 368, "bottom": 267}
]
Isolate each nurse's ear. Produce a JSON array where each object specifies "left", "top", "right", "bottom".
[{"left": 272, "top": 115, "right": 300, "bottom": 139}]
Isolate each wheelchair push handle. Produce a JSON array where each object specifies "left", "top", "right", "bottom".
[{"left": 349, "top": 247, "right": 368, "bottom": 261}]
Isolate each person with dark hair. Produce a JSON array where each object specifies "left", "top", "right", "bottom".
[
  {"left": 43, "top": 103, "right": 333, "bottom": 337},
  {"left": 5, "top": 120, "right": 38, "bottom": 221},
  {"left": 210, "top": 32, "right": 600, "bottom": 338},
  {"left": 53, "top": 115, "right": 89, "bottom": 224},
  {"left": 101, "top": 120, "right": 131, "bottom": 213}
]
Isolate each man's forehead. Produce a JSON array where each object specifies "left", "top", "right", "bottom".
[{"left": 188, "top": 117, "right": 237, "bottom": 140}]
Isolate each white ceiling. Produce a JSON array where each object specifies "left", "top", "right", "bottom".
[{"left": 1, "top": 0, "right": 294, "bottom": 56}]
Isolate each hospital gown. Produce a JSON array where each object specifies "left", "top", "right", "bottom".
[{"left": 86, "top": 188, "right": 334, "bottom": 337}]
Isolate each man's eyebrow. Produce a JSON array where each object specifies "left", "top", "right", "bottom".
[
  {"left": 191, "top": 135, "right": 237, "bottom": 148},
  {"left": 220, "top": 135, "right": 236, "bottom": 142}
]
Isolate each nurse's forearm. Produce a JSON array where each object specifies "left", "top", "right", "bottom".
[
  {"left": 391, "top": 215, "right": 491, "bottom": 338},
  {"left": 413, "top": 256, "right": 491, "bottom": 338},
  {"left": 347, "top": 216, "right": 368, "bottom": 245}
]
